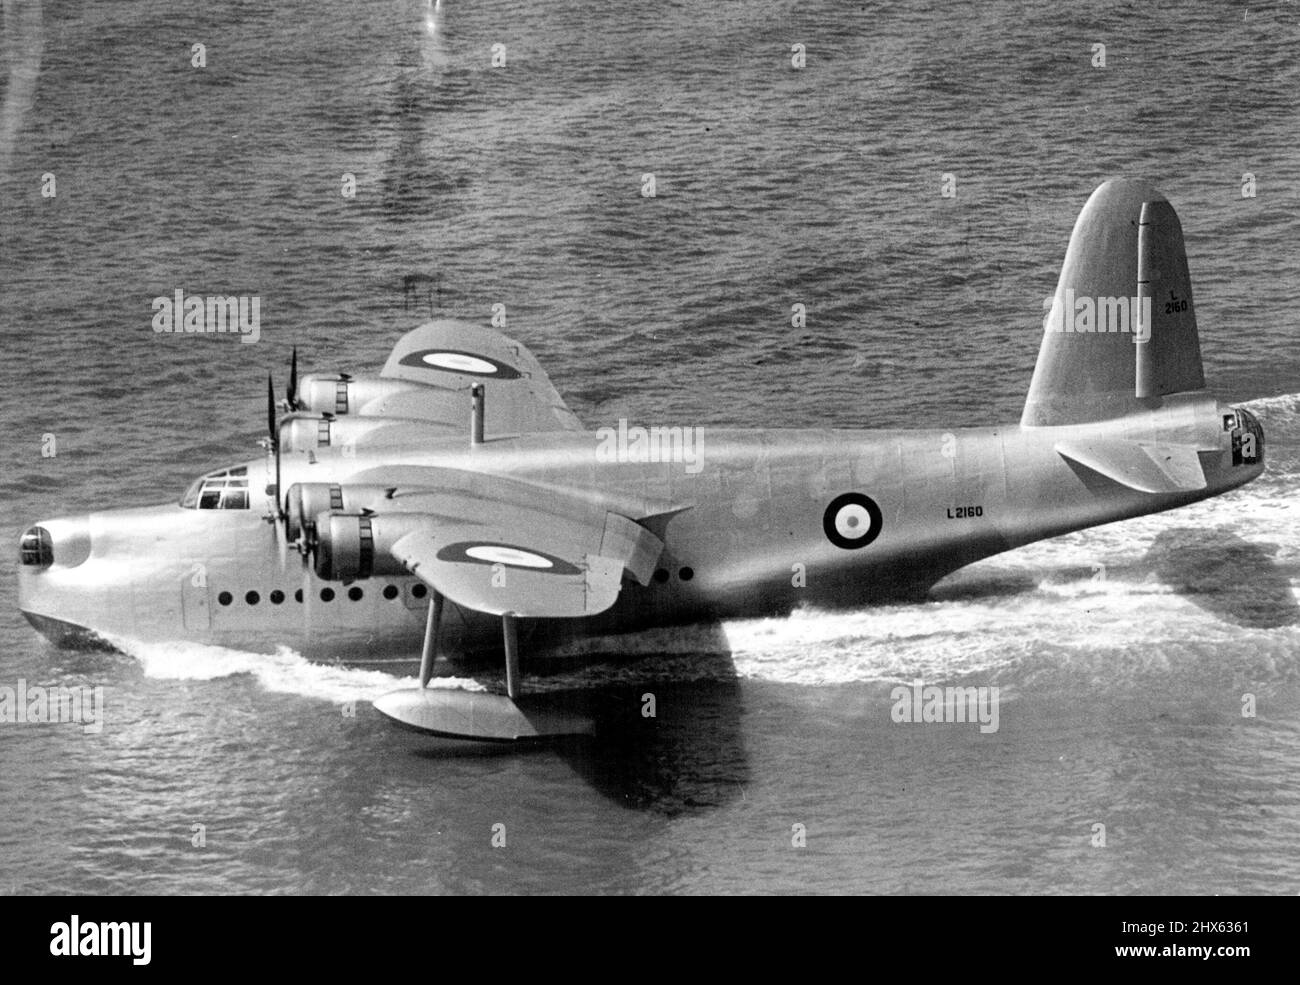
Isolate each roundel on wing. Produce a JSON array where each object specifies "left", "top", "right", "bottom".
[
  {"left": 823, "top": 492, "right": 883, "bottom": 550},
  {"left": 398, "top": 348, "right": 522, "bottom": 379},
  {"left": 435, "top": 541, "right": 581, "bottom": 575}
]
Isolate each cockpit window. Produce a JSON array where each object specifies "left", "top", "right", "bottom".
[{"left": 181, "top": 466, "right": 250, "bottom": 509}]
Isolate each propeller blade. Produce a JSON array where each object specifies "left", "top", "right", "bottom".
[
  {"left": 295, "top": 516, "right": 316, "bottom": 570},
  {"left": 275, "top": 422, "right": 283, "bottom": 520},
  {"left": 266, "top": 373, "right": 289, "bottom": 566},
  {"left": 301, "top": 564, "right": 313, "bottom": 651},
  {"left": 266, "top": 374, "right": 277, "bottom": 447},
  {"left": 274, "top": 507, "right": 288, "bottom": 571},
  {"left": 287, "top": 346, "right": 298, "bottom": 411}
]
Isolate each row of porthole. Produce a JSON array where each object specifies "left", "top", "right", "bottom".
[
  {"left": 653, "top": 567, "right": 694, "bottom": 583},
  {"left": 214, "top": 571, "right": 694, "bottom": 607},
  {"left": 215, "top": 582, "right": 429, "bottom": 607}
]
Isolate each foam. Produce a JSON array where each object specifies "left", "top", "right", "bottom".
[{"left": 105, "top": 637, "right": 483, "bottom": 703}]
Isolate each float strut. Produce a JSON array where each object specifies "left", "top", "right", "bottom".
[
  {"left": 470, "top": 384, "right": 485, "bottom": 446},
  {"left": 503, "top": 612, "right": 520, "bottom": 700},
  {"left": 418, "top": 590, "right": 443, "bottom": 688}
]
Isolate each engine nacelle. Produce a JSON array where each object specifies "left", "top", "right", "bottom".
[
  {"left": 279, "top": 412, "right": 443, "bottom": 455},
  {"left": 279, "top": 413, "right": 407, "bottom": 454},
  {"left": 313, "top": 512, "right": 433, "bottom": 581},
  {"left": 296, "top": 374, "right": 424, "bottom": 416},
  {"left": 284, "top": 483, "right": 397, "bottom": 543}
]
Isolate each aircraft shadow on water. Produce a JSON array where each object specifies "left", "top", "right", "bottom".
[
  {"left": 1146, "top": 527, "right": 1298, "bottom": 629},
  {"left": 408, "top": 654, "right": 752, "bottom": 815}
]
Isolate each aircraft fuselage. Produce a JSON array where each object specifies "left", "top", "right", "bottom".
[{"left": 17, "top": 391, "right": 1263, "bottom": 670}]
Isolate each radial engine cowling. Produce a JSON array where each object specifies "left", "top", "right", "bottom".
[
  {"left": 296, "top": 374, "right": 424, "bottom": 416},
  {"left": 279, "top": 414, "right": 405, "bottom": 454},
  {"left": 313, "top": 512, "right": 433, "bottom": 581},
  {"left": 284, "top": 483, "right": 397, "bottom": 543}
]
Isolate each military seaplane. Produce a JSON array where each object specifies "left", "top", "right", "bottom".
[{"left": 18, "top": 179, "right": 1266, "bottom": 739}]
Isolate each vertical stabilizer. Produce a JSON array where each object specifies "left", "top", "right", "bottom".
[{"left": 1022, "top": 180, "right": 1206, "bottom": 427}]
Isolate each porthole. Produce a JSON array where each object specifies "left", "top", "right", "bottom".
[
  {"left": 679, "top": 567, "right": 694, "bottom": 581},
  {"left": 382, "top": 585, "right": 399, "bottom": 600},
  {"left": 245, "top": 591, "right": 260, "bottom": 605},
  {"left": 348, "top": 587, "right": 363, "bottom": 602},
  {"left": 218, "top": 591, "right": 233, "bottom": 606},
  {"left": 412, "top": 583, "right": 428, "bottom": 599},
  {"left": 653, "top": 568, "right": 669, "bottom": 584},
  {"left": 270, "top": 590, "right": 284, "bottom": 605},
  {"left": 294, "top": 588, "right": 303, "bottom": 603},
  {"left": 320, "top": 588, "right": 335, "bottom": 602}
]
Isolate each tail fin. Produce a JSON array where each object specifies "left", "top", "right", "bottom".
[{"left": 1021, "top": 179, "right": 1206, "bottom": 427}]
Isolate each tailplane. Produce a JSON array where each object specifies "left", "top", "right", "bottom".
[{"left": 1022, "top": 179, "right": 1206, "bottom": 427}]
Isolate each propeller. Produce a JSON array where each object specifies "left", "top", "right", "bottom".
[
  {"left": 266, "top": 374, "right": 288, "bottom": 568},
  {"left": 284, "top": 346, "right": 299, "bottom": 412},
  {"left": 282, "top": 483, "right": 317, "bottom": 570},
  {"left": 268, "top": 347, "right": 319, "bottom": 649},
  {"left": 295, "top": 517, "right": 319, "bottom": 571},
  {"left": 281, "top": 483, "right": 318, "bottom": 647},
  {"left": 301, "top": 556, "right": 314, "bottom": 652}
]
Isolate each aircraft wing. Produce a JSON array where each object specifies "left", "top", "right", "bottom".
[
  {"left": 390, "top": 502, "right": 663, "bottom": 618},
  {"left": 375, "top": 320, "right": 583, "bottom": 435},
  {"left": 367, "top": 470, "right": 670, "bottom": 738},
  {"left": 347, "top": 463, "right": 684, "bottom": 527}
]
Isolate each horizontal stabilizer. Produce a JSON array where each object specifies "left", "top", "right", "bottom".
[{"left": 1056, "top": 438, "right": 1207, "bottom": 494}]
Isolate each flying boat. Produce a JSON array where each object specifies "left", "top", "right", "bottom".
[{"left": 17, "top": 180, "right": 1266, "bottom": 739}]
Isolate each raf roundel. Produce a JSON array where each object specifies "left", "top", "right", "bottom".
[
  {"left": 464, "top": 544, "right": 553, "bottom": 569},
  {"left": 436, "top": 541, "right": 582, "bottom": 576},
  {"left": 423, "top": 352, "right": 498, "bottom": 374},
  {"left": 398, "top": 348, "right": 523, "bottom": 379},
  {"left": 823, "top": 492, "right": 883, "bottom": 550}
]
